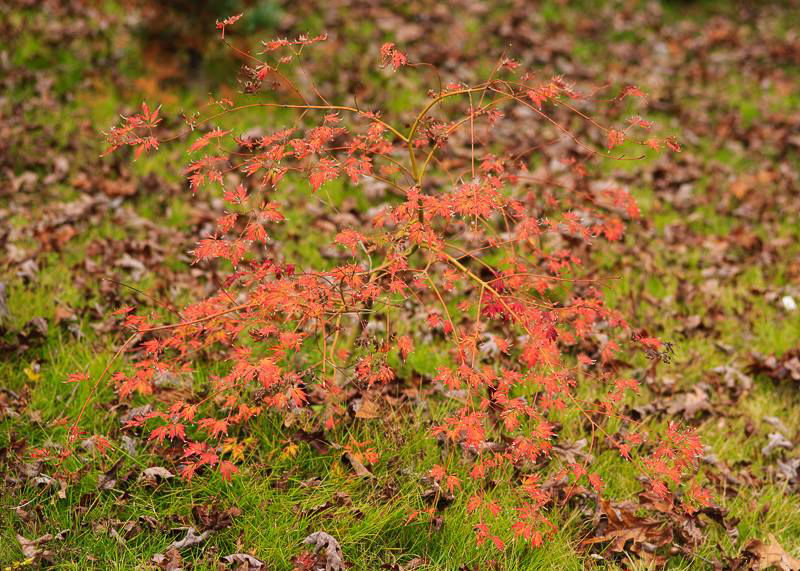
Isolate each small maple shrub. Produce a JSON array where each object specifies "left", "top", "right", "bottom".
[{"left": 68, "top": 19, "right": 705, "bottom": 548}]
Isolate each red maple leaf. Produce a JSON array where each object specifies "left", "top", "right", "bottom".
[
  {"left": 216, "top": 13, "right": 243, "bottom": 39},
  {"left": 219, "top": 460, "right": 238, "bottom": 482},
  {"left": 308, "top": 158, "right": 339, "bottom": 192},
  {"left": 397, "top": 335, "right": 413, "bottom": 360},
  {"left": 380, "top": 43, "right": 408, "bottom": 71}
]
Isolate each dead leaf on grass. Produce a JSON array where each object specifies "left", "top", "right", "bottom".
[
  {"left": 666, "top": 384, "right": 713, "bottom": 419},
  {"left": 764, "top": 416, "right": 790, "bottom": 434},
  {"left": 221, "top": 553, "right": 267, "bottom": 570},
  {"left": 353, "top": 396, "right": 381, "bottom": 419},
  {"left": 167, "top": 526, "right": 211, "bottom": 550},
  {"left": 762, "top": 433, "right": 793, "bottom": 456},
  {"left": 192, "top": 504, "right": 242, "bottom": 531},
  {"left": 343, "top": 452, "right": 374, "bottom": 478},
  {"left": 583, "top": 498, "right": 672, "bottom": 565},
  {"left": 97, "top": 457, "right": 124, "bottom": 490},
  {"left": 740, "top": 534, "right": 800, "bottom": 571},
  {"left": 141, "top": 466, "right": 175, "bottom": 486},
  {"left": 16, "top": 533, "right": 52, "bottom": 561},
  {"left": 152, "top": 547, "right": 183, "bottom": 571},
  {"left": 302, "top": 531, "right": 346, "bottom": 571},
  {"left": 774, "top": 458, "right": 800, "bottom": 485},
  {"left": 552, "top": 438, "right": 594, "bottom": 465},
  {"left": 0, "top": 282, "right": 8, "bottom": 323},
  {"left": 749, "top": 350, "right": 800, "bottom": 383},
  {"left": 380, "top": 557, "right": 429, "bottom": 570},
  {"left": 15, "top": 530, "right": 66, "bottom": 564}
]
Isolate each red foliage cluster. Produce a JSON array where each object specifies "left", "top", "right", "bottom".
[{"left": 64, "top": 19, "right": 706, "bottom": 549}]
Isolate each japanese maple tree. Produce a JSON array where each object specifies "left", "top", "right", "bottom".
[{"left": 61, "top": 18, "right": 705, "bottom": 549}]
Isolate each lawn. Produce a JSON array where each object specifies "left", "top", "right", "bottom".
[{"left": 2, "top": 1, "right": 800, "bottom": 569}]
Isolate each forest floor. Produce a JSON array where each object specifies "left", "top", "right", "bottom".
[{"left": 2, "top": 1, "right": 800, "bottom": 569}]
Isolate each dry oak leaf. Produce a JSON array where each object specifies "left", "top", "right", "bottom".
[
  {"left": 221, "top": 552, "right": 267, "bottom": 570},
  {"left": 152, "top": 547, "right": 183, "bottom": 571},
  {"left": 742, "top": 534, "right": 800, "bottom": 571},
  {"left": 167, "top": 527, "right": 211, "bottom": 551},
  {"left": 762, "top": 433, "right": 794, "bottom": 457},
  {"left": 192, "top": 504, "right": 242, "bottom": 531},
  {"left": 303, "top": 531, "right": 346, "bottom": 571},
  {"left": 0, "top": 282, "right": 9, "bottom": 322},
  {"left": 16, "top": 533, "right": 53, "bottom": 560},
  {"left": 343, "top": 451, "right": 374, "bottom": 478},
  {"left": 582, "top": 499, "right": 673, "bottom": 562},
  {"left": 141, "top": 466, "right": 175, "bottom": 485},
  {"left": 354, "top": 396, "right": 381, "bottom": 419}
]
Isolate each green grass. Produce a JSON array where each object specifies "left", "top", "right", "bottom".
[{"left": 3, "top": 0, "right": 800, "bottom": 569}]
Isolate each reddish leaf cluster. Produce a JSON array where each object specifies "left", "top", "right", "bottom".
[{"left": 77, "top": 28, "right": 705, "bottom": 550}]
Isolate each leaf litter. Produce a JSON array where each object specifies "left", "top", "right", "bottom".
[{"left": 2, "top": 0, "right": 800, "bottom": 568}]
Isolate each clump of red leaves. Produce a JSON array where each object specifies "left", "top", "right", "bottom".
[{"left": 65, "top": 18, "right": 706, "bottom": 549}]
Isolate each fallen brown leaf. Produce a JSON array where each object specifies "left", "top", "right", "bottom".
[
  {"left": 741, "top": 534, "right": 800, "bottom": 571},
  {"left": 221, "top": 552, "right": 267, "bottom": 570},
  {"left": 354, "top": 396, "right": 381, "bottom": 419},
  {"left": 343, "top": 452, "right": 374, "bottom": 478},
  {"left": 192, "top": 504, "right": 242, "bottom": 531},
  {"left": 140, "top": 466, "right": 175, "bottom": 486},
  {"left": 583, "top": 498, "right": 672, "bottom": 564},
  {"left": 152, "top": 547, "right": 183, "bottom": 571},
  {"left": 302, "top": 531, "right": 346, "bottom": 571},
  {"left": 0, "top": 282, "right": 8, "bottom": 323},
  {"left": 16, "top": 533, "right": 53, "bottom": 561},
  {"left": 167, "top": 527, "right": 211, "bottom": 550}
]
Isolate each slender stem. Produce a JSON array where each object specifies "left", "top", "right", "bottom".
[{"left": 186, "top": 102, "right": 408, "bottom": 144}]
